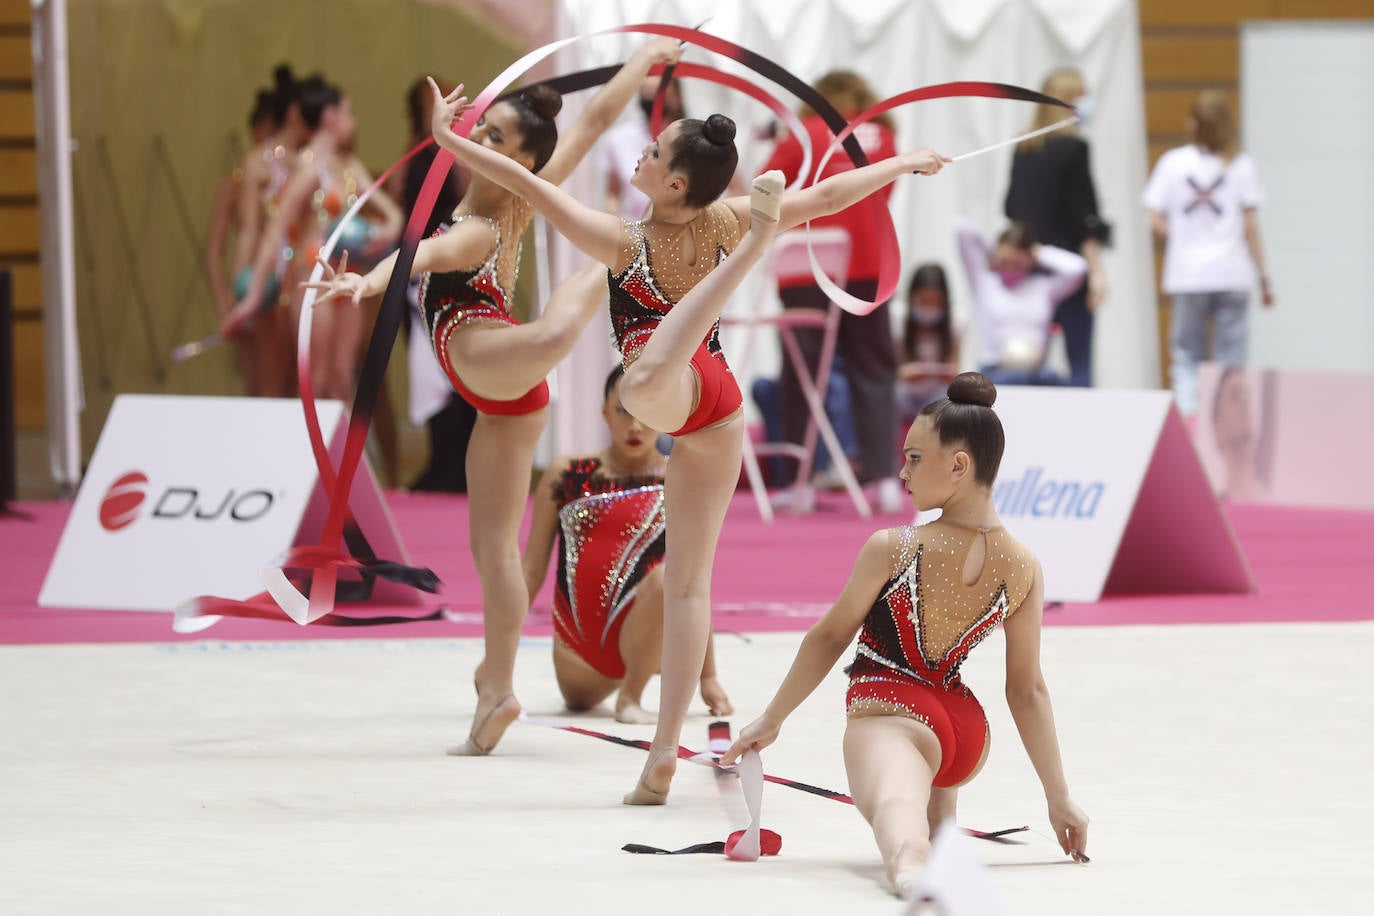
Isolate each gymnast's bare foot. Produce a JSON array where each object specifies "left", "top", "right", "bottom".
[
  {"left": 448, "top": 664, "right": 521, "bottom": 756},
  {"left": 448, "top": 693, "right": 521, "bottom": 756},
  {"left": 614, "top": 694, "right": 657, "bottom": 725},
  {"left": 623, "top": 747, "right": 676, "bottom": 805},
  {"left": 887, "top": 839, "right": 930, "bottom": 899}
]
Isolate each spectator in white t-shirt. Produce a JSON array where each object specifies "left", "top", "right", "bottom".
[
  {"left": 600, "top": 75, "right": 685, "bottom": 218},
  {"left": 1143, "top": 90, "right": 1274, "bottom": 417},
  {"left": 956, "top": 217, "right": 1088, "bottom": 386}
]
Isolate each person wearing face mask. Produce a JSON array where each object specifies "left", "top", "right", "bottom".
[
  {"left": 898, "top": 263, "right": 960, "bottom": 421},
  {"left": 1004, "top": 68, "right": 1109, "bottom": 387},
  {"left": 956, "top": 218, "right": 1087, "bottom": 386},
  {"left": 522, "top": 365, "right": 734, "bottom": 725}
]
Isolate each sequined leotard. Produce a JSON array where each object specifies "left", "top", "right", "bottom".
[
  {"left": 419, "top": 202, "right": 549, "bottom": 415},
  {"left": 847, "top": 522, "right": 1036, "bottom": 787},
  {"left": 549, "top": 457, "right": 666, "bottom": 678},
  {"left": 285, "top": 158, "right": 356, "bottom": 276},
  {"left": 233, "top": 140, "right": 296, "bottom": 307},
  {"left": 607, "top": 201, "right": 744, "bottom": 436}
]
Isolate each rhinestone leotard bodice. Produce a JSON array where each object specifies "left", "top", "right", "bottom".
[
  {"left": 606, "top": 201, "right": 742, "bottom": 364},
  {"left": 551, "top": 458, "right": 666, "bottom": 647},
  {"left": 850, "top": 523, "right": 1037, "bottom": 693}
]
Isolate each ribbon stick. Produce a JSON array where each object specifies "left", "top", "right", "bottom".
[
  {"left": 801, "top": 81, "right": 1078, "bottom": 317},
  {"left": 170, "top": 332, "right": 222, "bottom": 363},
  {"left": 952, "top": 115, "right": 1079, "bottom": 162}
]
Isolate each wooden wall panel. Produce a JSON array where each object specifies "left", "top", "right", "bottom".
[
  {"left": 0, "top": 89, "right": 35, "bottom": 138},
  {"left": 12, "top": 318, "right": 45, "bottom": 429},
  {"left": 1139, "top": 0, "right": 1275, "bottom": 27},
  {"left": 8, "top": 262, "right": 40, "bottom": 311},
  {"left": 0, "top": 147, "right": 37, "bottom": 195},
  {"left": 0, "top": 203, "right": 38, "bottom": 252},
  {"left": 1273, "top": 0, "right": 1374, "bottom": 16},
  {"left": 1140, "top": 34, "right": 1239, "bottom": 82},
  {"left": 0, "top": 35, "right": 29, "bottom": 80},
  {"left": 0, "top": 0, "right": 29, "bottom": 26}
]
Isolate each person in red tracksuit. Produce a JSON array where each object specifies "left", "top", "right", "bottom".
[{"left": 759, "top": 70, "right": 905, "bottom": 512}]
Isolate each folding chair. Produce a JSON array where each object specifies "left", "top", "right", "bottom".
[{"left": 724, "top": 228, "right": 872, "bottom": 522}]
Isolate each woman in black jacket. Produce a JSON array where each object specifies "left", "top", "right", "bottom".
[{"left": 1004, "top": 68, "right": 1108, "bottom": 387}]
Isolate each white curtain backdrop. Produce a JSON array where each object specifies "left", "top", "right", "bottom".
[{"left": 543, "top": 0, "right": 1156, "bottom": 454}]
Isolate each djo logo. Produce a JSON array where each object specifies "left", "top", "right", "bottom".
[
  {"left": 100, "top": 471, "right": 150, "bottom": 532},
  {"left": 97, "top": 470, "right": 278, "bottom": 531}
]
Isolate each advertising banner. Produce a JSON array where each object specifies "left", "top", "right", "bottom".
[
  {"left": 992, "top": 387, "right": 1251, "bottom": 602},
  {"left": 39, "top": 396, "right": 411, "bottom": 612}
]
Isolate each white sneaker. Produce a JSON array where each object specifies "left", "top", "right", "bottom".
[
  {"left": 875, "top": 477, "right": 906, "bottom": 515},
  {"left": 772, "top": 483, "right": 815, "bottom": 514},
  {"left": 811, "top": 468, "right": 847, "bottom": 492}
]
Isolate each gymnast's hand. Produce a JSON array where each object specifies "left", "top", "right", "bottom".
[
  {"left": 636, "top": 35, "right": 683, "bottom": 68},
  {"left": 1049, "top": 797, "right": 1090, "bottom": 863},
  {"left": 301, "top": 252, "right": 365, "bottom": 307},
  {"left": 427, "top": 78, "right": 473, "bottom": 139},
  {"left": 718, "top": 715, "right": 781, "bottom": 766},
  {"left": 219, "top": 293, "right": 260, "bottom": 338},
  {"left": 700, "top": 676, "right": 734, "bottom": 718},
  {"left": 904, "top": 147, "right": 954, "bottom": 176}
]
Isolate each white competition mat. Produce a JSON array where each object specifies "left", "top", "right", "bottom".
[{"left": 1, "top": 624, "right": 1369, "bottom": 914}]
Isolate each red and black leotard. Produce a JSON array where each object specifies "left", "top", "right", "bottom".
[
  {"left": 606, "top": 203, "right": 744, "bottom": 436},
  {"left": 549, "top": 457, "right": 665, "bottom": 678},
  {"left": 847, "top": 522, "right": 1036, "bottom": 787},
  {"left": 419, "top": 210, "right": 549, "bottom": 415}
]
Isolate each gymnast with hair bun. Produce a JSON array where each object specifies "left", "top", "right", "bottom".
[{"left": 722, "top": 371, "right": 1089, "bottom": 898}]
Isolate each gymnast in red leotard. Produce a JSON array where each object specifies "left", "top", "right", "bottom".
[
  {"left": 723, "top": 372, "right": 1090, "bottom": 898},
  {"left": 522, "top": 365, "right": 733, "bottom": 724},
  {"left": 432, "top": 77, "right": 951, "bottom": 804},
  {"left": 306, "top": 39, "right": 686, "bottom": 757}
]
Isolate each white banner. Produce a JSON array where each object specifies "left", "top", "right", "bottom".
[
  {"left": 39, "top": 396, "right": 409, "bottom": 613},
  {"left": 991, "top": 387, "right": 1249, "bottom": 602}
]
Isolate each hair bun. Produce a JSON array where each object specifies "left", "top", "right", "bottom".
[
  {"left": 947, "top": 371, "right": 997, "bottom": 408},
  {"left": 273, "top": 64, "right": 297, "bottom": 93},
  {"left": 702, "top": 113, "right": 736, "bottom": 146},
  {"left": 523, "top": 84, "right": 563, "bottom": 121}
]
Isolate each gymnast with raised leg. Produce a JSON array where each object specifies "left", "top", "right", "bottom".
[
  {"left": 304, "top": 38, "right": 685, "bottom": 756},
  {"left": 721, "top": 372, "right": 1089, "bottom": 897},
  {"left": 429, "top": 78, "right": 951, "bottom": 801},
  {"left": 522, "top": 364, "right": 733, "bottom": 725}
]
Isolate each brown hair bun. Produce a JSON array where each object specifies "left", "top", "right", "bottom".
[
  {"left": 947, "top": 371, "right": 997, "bottom": 408},
  {"left": 523, "top": 84, "right": 563, "bottom": 121},
  {"left": 702, "top": 113, "right": 736, "bottom": 146}
]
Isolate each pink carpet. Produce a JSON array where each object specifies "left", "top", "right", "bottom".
[{"left": 2, "top": 492, "right": 1370, "bottom": 645}]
